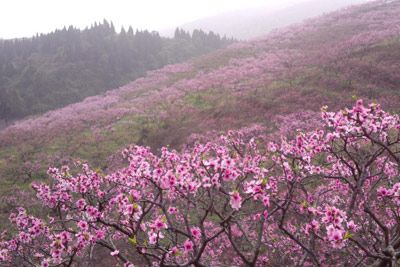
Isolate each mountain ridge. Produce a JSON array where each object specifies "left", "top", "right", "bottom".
[{"left": 162, "top": 0, "right": 370, "bottom": 39}]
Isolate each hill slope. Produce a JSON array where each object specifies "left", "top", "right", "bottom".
[
  {"left": 165, "top": 0, "right": 369, "bottom": 39},
  {"left": 0, "top": 22, "right": 232, "bottom": 122},
  {"left": 0, "top": 0, "right": 400, "bottom": 224}
]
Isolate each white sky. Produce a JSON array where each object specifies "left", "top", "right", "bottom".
[{"left": 0, "top": 0, "right": 310, "bottom": 39}]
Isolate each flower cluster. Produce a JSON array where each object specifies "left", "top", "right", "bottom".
[{"left": 1, "top": 101, "right": 399, "bottom": 266}]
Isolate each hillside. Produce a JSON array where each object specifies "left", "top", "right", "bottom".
[
  {"left": 0, "top": 22, "right": 232, "bottom": 122},
  {"left": 165, "top": 0, "right": 369, "bottom": 39},
  {"left": 0, "top": 0, "right": 400, "bottom": 225}
]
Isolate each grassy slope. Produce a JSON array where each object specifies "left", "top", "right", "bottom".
[{"left": 0, "top": 0, "right": 400, "bottom": 224}]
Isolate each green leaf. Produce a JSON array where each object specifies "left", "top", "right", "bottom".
[
  {"left": 128, "top": 235, "right": 137, "bottom": 246},
  {"left": 261, "top": 177, "right": 268, "bottom": 186},
  {"left": 344, "top": 232, "right": 353, "bottom": 239}
]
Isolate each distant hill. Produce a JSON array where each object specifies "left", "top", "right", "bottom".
[
  {"left": 0, "top": 22, "right": 233, "bottom": 121},
  {"left": 0, "top": 0, "right": 399, "bottom": 227},
  {"left": 164, "top": 0, "right": 369, "bottom": 39}
]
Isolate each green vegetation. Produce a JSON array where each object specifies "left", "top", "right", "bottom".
[{"left": 0, "top": 21, "right": 233, "bottom": 121}]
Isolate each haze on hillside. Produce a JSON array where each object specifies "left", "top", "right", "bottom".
[
  {"left": 173, "top": 0, "right": 371, "bottom": 39},
  {"left": 0, "top": 0, "right": 359, "bottom": 39}
]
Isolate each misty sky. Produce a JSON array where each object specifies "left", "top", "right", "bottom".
[{"left": 0, "top": 0, "right": 311, "bottom": 39}]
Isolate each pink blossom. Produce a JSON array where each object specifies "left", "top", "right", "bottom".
[
  {"left": 110, "top": 250, "right": 119, "bottom": 256},
  {"left": 229, "top": 191, "right": 242, "bottom": 210},
  {"left": 183, "top": 239, "right": 194, "bottom": 253},
  {"left": 326, "top": 225, "right": 345, "bottom": 248},
  {"left": 77, "top": 220, "right": 89, "bottom": 231},
  {"left": 190, "top": 227, "right": 201, "bottom": 240}
]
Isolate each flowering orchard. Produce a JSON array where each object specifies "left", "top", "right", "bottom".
[
  {"left": 2, "top": 0, "right": 400, "bottom": 147},
  {"left": 1, "top": 100, "right": 400, "bottom": 266}
]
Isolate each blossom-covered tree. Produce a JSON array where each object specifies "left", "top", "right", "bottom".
[{"left": 1, "top": 100, "right": 400, "bottom": 266}]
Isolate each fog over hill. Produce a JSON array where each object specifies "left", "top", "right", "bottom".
[{"left": 164, "top": 0, "right": 370, "bottom": 39}]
